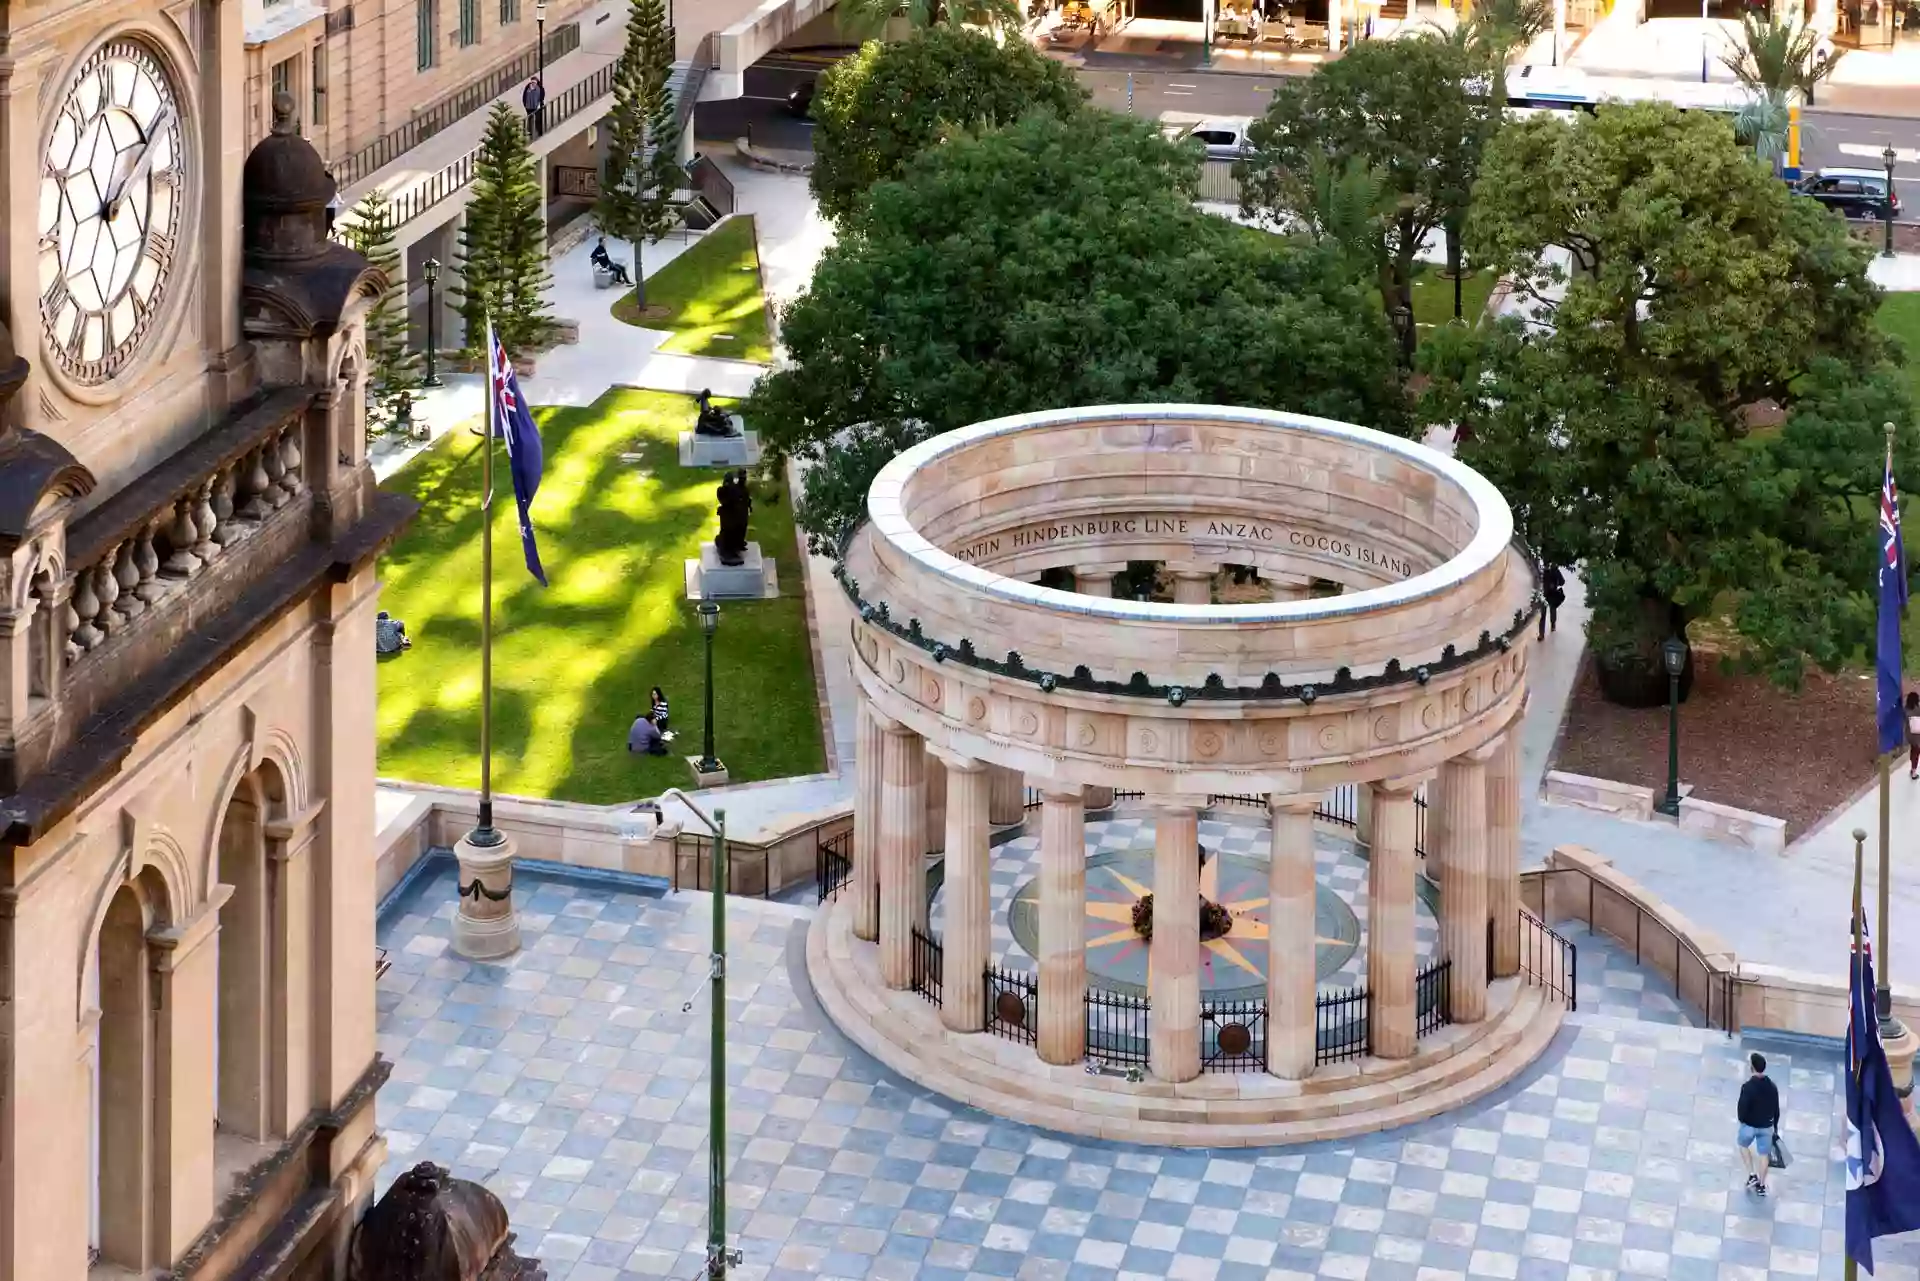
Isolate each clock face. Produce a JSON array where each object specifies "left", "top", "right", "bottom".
[{"left": 39, "top": 39, "right": 187, "bottom": 386}]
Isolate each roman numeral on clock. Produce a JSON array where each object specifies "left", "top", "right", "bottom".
[
  {"left": 42, "top": 277, "right": 69, "bottom": 317},
  {"left": 143, "top": 231, "right": 175, "bottom": 265}
]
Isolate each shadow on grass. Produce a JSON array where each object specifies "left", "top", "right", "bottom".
[{"left": 376, "top": 387, "right": 824, "bottom": 804}]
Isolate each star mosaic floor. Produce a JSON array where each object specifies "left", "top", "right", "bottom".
[
  {"left": 375, "top": 863, "right": 1920, "bottom": 1281},
  {"left": 926, "top": 810, "right": 1442, "bottom": 992}
]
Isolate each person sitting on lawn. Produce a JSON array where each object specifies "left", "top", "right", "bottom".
[
  {"left": 628, "top": 712, "right": 669, "bottom": 757},
  {"left": 649, "top": 686, "right": 670, "bottom": 729},
  {"left": 375, "top": 611, "right": 411, "bottom": 655},
  {"left": 590, "top": 237, "right": 631, "bottom": 286}
]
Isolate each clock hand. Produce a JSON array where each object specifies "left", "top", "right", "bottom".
[{"left": 108, "top": 105, "right": 174, "bottom": 220}]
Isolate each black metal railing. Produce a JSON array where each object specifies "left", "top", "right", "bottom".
[
  {"left": 333, "top": 21, "right": 583, "bottom": 188},
  {"left": 910, "top": 926, "right": 943, "bottom": 1008},
  {"left": 1023, "top": 785, "right": 1045, "bottom": 812},
  {"left": 688, "top": 151, "right": 735, "bottom": 216},
  {"left": 1314, "top": 783, "right": 1359, "bottom": 828},
  {"left": 1085, "top": 985, "right": 1151, "bottom": 1066},
  {"left": 984, "top": 966, "right": 1038, "bottom": 1045},
  {"left": 1200, "top": 996, "right": 1266, "bottom": 1072},
  {"left": 1205, "top": 793, "right": 1266, "bottom": 809},
  {"left": 385, "top": 58, "right": 619, "bottom": 227},
  {"left": 1416, "top": 958, "right": 1452, "bottom": 1036},
  {"left": 816, "top": 829, "right": 851, "bottom": 903},
  {"left": 1315, "top": 983, "right": 1370, "bottom": 1064},
  {"left": 1519, "top": 909, "right": 1577, "bottom": 1011}
]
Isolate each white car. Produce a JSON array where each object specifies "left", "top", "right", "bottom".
[{"left": 1184, "top": 118, "right": 1254, "bottom": 163}]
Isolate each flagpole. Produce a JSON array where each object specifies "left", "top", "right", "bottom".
[
  {"left": 1883, "top": 421, "right": 1901, "bottom": 1038},
  {"left": 1849, "top": 828, "right": 1863, "bottom": 1281},
  {"left": 478, "top": 322, "right": 497, "bottom": 842}
]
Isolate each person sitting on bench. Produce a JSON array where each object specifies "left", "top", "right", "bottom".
[{"left": 590, "top": 237, "right": 631, "bottom": 286}]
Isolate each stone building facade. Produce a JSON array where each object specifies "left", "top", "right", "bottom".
[{"left": 0, "top": 0, "right": 415, "bottom": 1271}]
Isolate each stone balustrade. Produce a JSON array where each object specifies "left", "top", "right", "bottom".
[{"left": 62, "top": 421, "right": 306, "bottom": 669}]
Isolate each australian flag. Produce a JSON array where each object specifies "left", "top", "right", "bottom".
[
  {"left": 1877, "top": 442, "right": 1906, "bottom": 755},
  {"left": 1845, "top": 912, "right": 1920, "bottom": 1274},
  {"left": 488, "top": 323, "right": 548, "bottom": 586}
]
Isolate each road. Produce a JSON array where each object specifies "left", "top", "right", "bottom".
[{"left": 697, "top": 54, "right": 1920, "bottom": 176}]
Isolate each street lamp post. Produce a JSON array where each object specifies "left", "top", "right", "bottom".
[
  {"left": 1884, "top": 143, "right": 1898, "bottom": 260},
  {"left": 697, "top": 601, "right": 721, "bottom": 773},
  {"left": 423, "top": 257, "right": 443, "bottom": 388},
  {"left": 1656, "top": 637, "right": 1686, "bottom": 817},
  {"left": 536, "top": 0, "right": 548, "bottom": 84}
]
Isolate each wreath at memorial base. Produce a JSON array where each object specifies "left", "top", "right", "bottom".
[{"left": 1131, "top": 893, "right": 1233, "bottom": 943}]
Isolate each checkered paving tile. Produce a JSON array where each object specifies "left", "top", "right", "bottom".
[
  {"left": 377, "top": 864, "right": 1920, "bottom": 1281},
  {"left": 926, "top": 807, "right": 1441, "bottom": 990}
]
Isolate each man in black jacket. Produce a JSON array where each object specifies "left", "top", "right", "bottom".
[{"left": 1737, "top": 1052, "right": 1782, "bottom": 1196}]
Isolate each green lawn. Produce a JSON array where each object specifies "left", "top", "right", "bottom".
[
  {"left": 375, "top": 388, "right": 823, "bottom": 804},
  {"left": 611, "top": 216, "right": 774, "bottom": 363},
  {"left": 1878, "top": 293, "right": 1920, "bottom": 408},
  {"left": 1410, "top": 263, "right": 1497, "bottom": 333}
]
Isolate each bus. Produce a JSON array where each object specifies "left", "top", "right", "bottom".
[{"left": 1502, "top": 66, "right": 1776, "bottom": 116}]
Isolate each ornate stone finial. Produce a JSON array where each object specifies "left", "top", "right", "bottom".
[{"left": 272, "top": 91, "right": 298, "bottom": 135}]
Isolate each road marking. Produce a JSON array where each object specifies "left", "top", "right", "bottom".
[{"left": 1839, "top": 143, "right": 1920, "bottom": 164}]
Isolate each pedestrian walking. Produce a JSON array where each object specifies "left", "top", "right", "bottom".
[
  {"left": 1539, "top": 563, "right": 1566, "bottom": 640},
  {"left": 522, "top": 75, "right": 546, "bottom": 138},
  {"left": 1905, "top": 690, "right": 1920, "bottom": 779},
  {"left": 1736, "top": 1052, "right": 1782, "bottom": 1197}
]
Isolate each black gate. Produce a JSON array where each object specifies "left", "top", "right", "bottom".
[
  {"left": 1086, "top": 986, "right": 1151, "bottom": 1066},
  {"left": 984, "top": 966, "right": 1038, "bottom": 1045},
  {"left": 1200, "top": 997, "right": 1266, "bottom": 1072},
  {"left": 816, "top": 829, "right": 851, "bottom": 903}
]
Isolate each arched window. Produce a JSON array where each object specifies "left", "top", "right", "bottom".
[{"left": 93, "top": 873, "right": 170, "bottom": 1272}]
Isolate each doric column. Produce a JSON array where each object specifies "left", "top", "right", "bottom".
[
  {"left": 1084, "top": 784, "right": 1116, "bottom": 811},
  {"left": 988, "top": 764, "right": 1025, "bottom": 826},
  {"left": 925, "top": 753, "right": 948, "bottom": 856},
  {"left": 1037, "top": 788, "right": 1089, "bottom": 1064},
  {"left": 935, "top": 753, "right": 991, "bottom": 1033},
  {"left": 853, "top": 702, "right": 884, "bottom": 941},
  {"left": 1075, "top": 569, "right": 1115, "bottom": 598},
  {"left": 1434, "top": 749, "right": 1492, "bottom": 1024},
  {"left": 1486, "top": 728, "right": 1522, "bottom": 979},
  {"left": 1268, "top": 575, "right": 1312, "bottom": 603},
  {"left": 1150, "top": 800, "right": 1202, "bottom": 1082},
  {"left": 1171, "top": 570, "right": 1213, "bottom": 606},
  {"left": 1268, "top": 793, "right": 1321, "bottom": 1080},
  {"left": 1368, "top": 778, "right": 1423, "bottom": 1059},
  {"left": 878, "top": 724, "right": 927, "bottom": 990},
  {"left": 1354, "top": 785, "right": 1373, "bottom": 853}
]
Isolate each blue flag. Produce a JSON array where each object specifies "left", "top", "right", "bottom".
[
  {"left": 488, "top": 324, "right": 548, "bottom": 587},
  {"left": 1876, "top": 443, "right": 1906, "bottom": 755},
  {"left": 1845, "top": 912, "right": 1920, "bottom": 1275}
]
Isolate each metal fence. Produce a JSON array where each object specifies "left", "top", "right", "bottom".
[
  {"left": 1204, "top": 793, "right": 1266, "bottom": 809},
  {"left": 670, "top": 832, "right": 772, "bottom": 898},
  {"left": 1315, "top": 983, "right": 1370, "bottom": 1064},
  {"left": 1200, "top": 996, "right": 1266, "bottom": 1072},
  {"left": 1198, "top": 160, "right": 1241, "bottom": 205},
  {"left": 816, "top": 829, "right": 851, "bottom": 903},
  {"left": 333, "top": 20, "right": 583, "bottom": 188},
  {"left": 1416, "top": 958, "right": 1452, "bottom": 1037},
  {"left": 910, "top": 927, "right": 943, "bottom": 1008},
  {"left": 984, "top": 966, "right": 1038, "bottom": 1045},
  {"left": 1086, "top": 985, "right": 1151, "bottom": 1067},
  {"left": 1023, "top": 786, "right": 1045, "bottom": 813},
  {"left": 1101, "top": 784, "right": 1428, "bottom": 856},
  {"left": 1518, "top": 908, "right": 1578, "bottom": 1011}
]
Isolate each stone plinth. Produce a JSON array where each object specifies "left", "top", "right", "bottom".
[
  {"left": 677, "top": 422, "right": 759, "bottom": 467},
  {"left": 686, "top": 757, "right": 729, "bottom": 789},
  {"left": 686, "top": 542, "right": 778, "bottom": 600},
  {"left": 1886, "top": 1021, "right": 1919, "bottom": 1132},
  {"left": 453, "top": 831, "right": 522, "bottom": 960}
]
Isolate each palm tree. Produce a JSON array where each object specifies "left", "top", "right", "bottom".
[
  {"left": 1732, "top": 89, "right": 1793, "bottom": 173},
  {"left": 1460, "top": 0, "right": 1554, "bottom": 108},
  {"left": 1721, "top": 10, "right": 1842, "bottom": 105},
  {"left": 833, "top": 0, "right": 1022, "bottom": 40}
]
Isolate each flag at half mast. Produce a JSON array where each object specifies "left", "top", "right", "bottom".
[
  {"left": 488, "top": 323, "right": 548, "bottom": 587},
  {"left": 1845, "top": 911, "right": 1920, "bottom": 1274}
]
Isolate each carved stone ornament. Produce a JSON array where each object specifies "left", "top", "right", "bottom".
[{"left": 348, "top": 1161, "right": 547, "bottom": 1281}]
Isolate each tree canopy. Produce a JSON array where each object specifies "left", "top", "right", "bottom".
[
  {"left": 749, "top": 109, "right": 1408, "bottom": 550},
  {"left": 595, "top": 0, "right": 684, "bottom": 304},
  {"left": 1419, "top": 102, "right": 1911, "bottom": 698},
  {"left": 1240, "top": 36, "right": 1492, "bottom": 358},
  {"left": 456, "top": 104, "right": 552, "bottom": 354},
  {"left": 808, "top": 28, "right": 1087, "bottom": 224}
]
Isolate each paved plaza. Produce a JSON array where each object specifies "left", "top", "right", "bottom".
[{"left": 374, "top": 863, "right": 1920, "bottom": 1281}]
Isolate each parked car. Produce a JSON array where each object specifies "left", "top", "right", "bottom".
[
  {"left": 1794, "top": 167, "right": 1900, "bottom": 220},
  {"left": 786, "top": 79, "right": 815, "bottom": 119},
  {"left": 1184, "top": 118, "right": 1254, "bottom": 163}
]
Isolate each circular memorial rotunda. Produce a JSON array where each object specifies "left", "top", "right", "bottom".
[{"left": 807, "top": 404, "right": 1574, "bottom": 1146}]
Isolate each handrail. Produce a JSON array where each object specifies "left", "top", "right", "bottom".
[{"left": 332, "top": 21, "right": 584, "bottom": 189}]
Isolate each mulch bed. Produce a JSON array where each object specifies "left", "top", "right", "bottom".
[{"left": 1551, "top": 654, "right": 1881, "bottom": 840}]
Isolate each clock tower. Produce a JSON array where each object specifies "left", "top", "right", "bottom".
[{"left": 0, "top": 0, "right": 415, "bottom": 1276}]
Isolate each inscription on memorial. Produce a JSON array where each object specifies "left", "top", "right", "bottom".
[{"left": 952, "top": 514, "right": 1417, "bottom": 578}]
